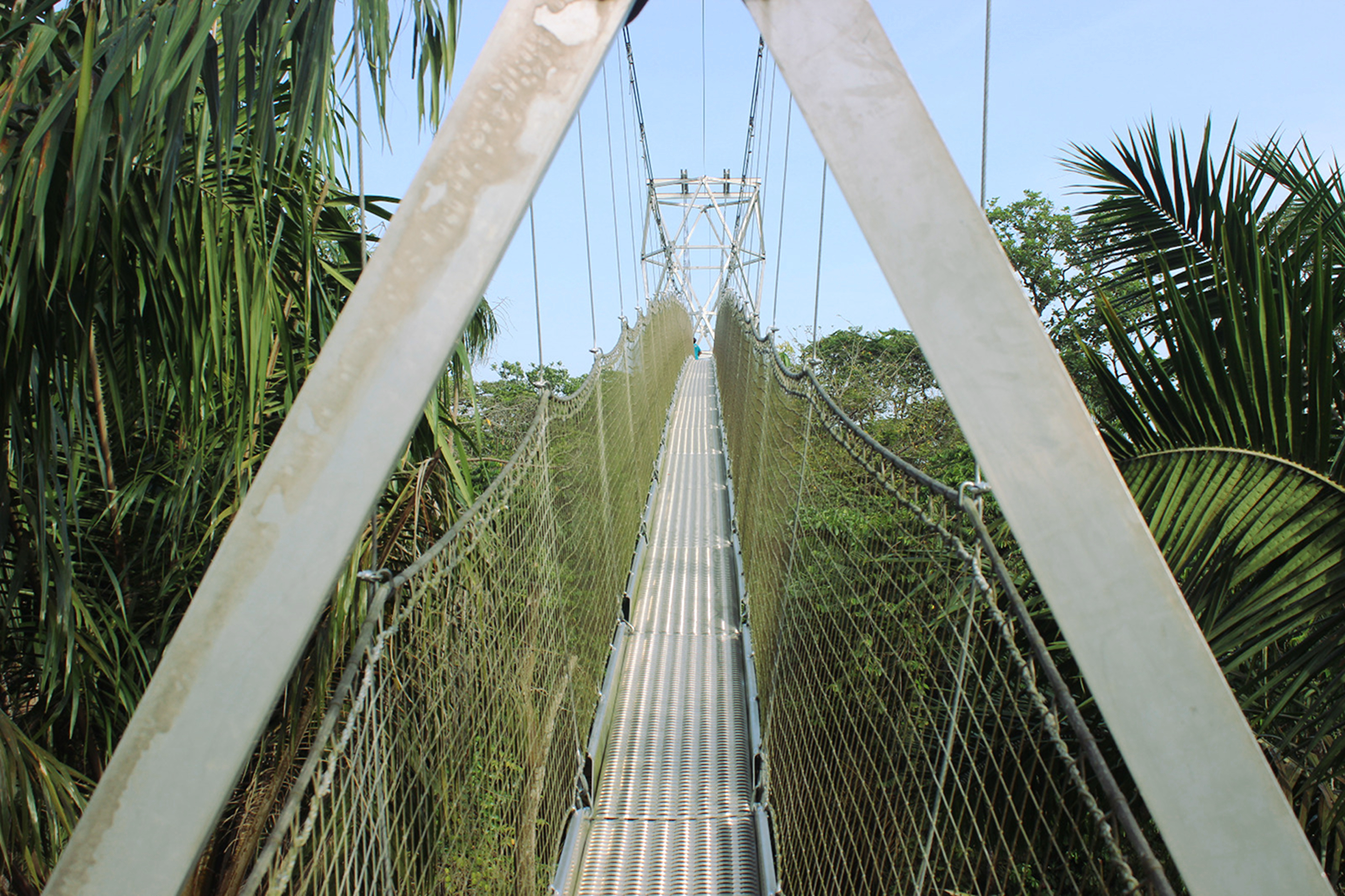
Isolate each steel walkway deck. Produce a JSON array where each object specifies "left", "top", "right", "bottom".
[{"left": 573, "top": 358, "right": 761, "bottom": 896}]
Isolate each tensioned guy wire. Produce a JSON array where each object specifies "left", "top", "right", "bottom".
[
  {"left": 769, "top": 100, "right": 793, "bottom": 330},
  {"left": 700, "top": 0, "right": 707, "bottom": 174},
  {"left": 577, "top": 111, "right": 599, "bottom": 351},
  {"left": 617, "top": 57, "right": 641, "bottom": 313},
  {"left": 601, "top": 62, "right": 626, "bottom": 318},
  {"left": 810, "top": 160, "right": 827, "bottom": 362},
  {"left": 530, "top": 203, "right": 545, "bottom": 387},
  {"left": 353, "top": 19, "right": 378, "bottom": 575},
  {"left": 980, "top": 0, "right": 993, "bottom": 211},
  {"left": 976, "top": 0, "right": 992, "bottom": 490}
]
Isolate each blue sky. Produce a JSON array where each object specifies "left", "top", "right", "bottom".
[{"left": 352, "top": 0, "right": 1345, "bottom": 376}]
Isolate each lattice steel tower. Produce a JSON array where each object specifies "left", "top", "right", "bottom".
[{"left": 641, "top": 169, "right": 765, "bottom": 346}]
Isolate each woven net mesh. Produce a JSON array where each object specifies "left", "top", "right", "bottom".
[
  {"left": 714, "top": 299, "right": 1177, "bottom": 896},
  {"left": 241, "top": 301, "right": 691, "bottom": 896}
]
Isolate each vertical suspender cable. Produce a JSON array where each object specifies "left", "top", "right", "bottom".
[
  {"left": 617, "top": 57, "right": 641, "bottom": 313},
  {"left": 625, "top": 29, "right": 667, "bottom": 282},
  {"left": 810, "top": 161, "right": 827, "bottom": 362},
  {"left": 578, "top": 111, "right": 599, "bottom": 351},
  {"left": 979, "top": 0, "right": 992, "bottom": 211},
  {"left": 735, "top": 38, "right": 766, "bottom": 232},
  {"left": 701, "top": 0, "right": 706, "bottom": 174},
  {"left": 602, "top": 63, "right": 626, "bottom": 319},
  {"left": 530, "top": 203, "right": 546, "bottom": 386},
  {"left": 769, "top": 101, "right": 792, "bottom": 330},
  {"left": 354, "top": 18, "right": 377, "bottom": 575},
  {"left": 975, "top": 0, "right": 992, "bottom": 489}
]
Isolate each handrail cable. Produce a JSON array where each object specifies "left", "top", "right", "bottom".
[
  {"left": 601, "top": 61, "right": 626, "bottom": 318},
  {"left": 577, "top": 110, "right": 599, "bottom": 351}
]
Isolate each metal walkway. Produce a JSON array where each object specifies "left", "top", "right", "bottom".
[{"left": 574, "top": 358, "right": 762, "bottom": 896}]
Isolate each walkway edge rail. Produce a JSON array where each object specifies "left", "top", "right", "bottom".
[{"left": 743, "top": 2, "right": 1332, "bottom": 894}]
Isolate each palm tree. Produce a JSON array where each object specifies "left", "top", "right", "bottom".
[
  {"left": 0, "top": 1, "right": 488, "bottom": 891},
  {"left": 1067, "top": 121, "right": 1345, "bottom": 882}
]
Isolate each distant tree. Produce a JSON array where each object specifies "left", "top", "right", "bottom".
[{"left": 984, "top": 190, "right": 1125, "bottom": 420}]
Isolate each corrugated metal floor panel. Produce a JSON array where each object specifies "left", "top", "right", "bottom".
[{"left": 574, "top": 358, "right": 760, "bottom": 896}]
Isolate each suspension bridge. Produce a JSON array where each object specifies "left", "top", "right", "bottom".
[{"left": 43, "top": 2, "right": 1336, "bottom": 895}]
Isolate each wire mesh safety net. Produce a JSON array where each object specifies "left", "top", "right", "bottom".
[
  {"left": 239, "top": 300, "right": 691, "bottom": 896},
  {"left": 713, "top": 299, "right": 1181, "bottom": 896}
]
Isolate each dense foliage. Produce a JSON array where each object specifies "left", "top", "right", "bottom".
[{"left": 0, "top": 1, "right": 470, "bottom": 891}]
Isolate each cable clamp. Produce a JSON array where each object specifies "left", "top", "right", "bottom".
[
  {"left": 356, "top": 568, "right": 392, "bottom": 584},
  {"left": 958, "top": 480, "right": 992, "bottom": 502}
]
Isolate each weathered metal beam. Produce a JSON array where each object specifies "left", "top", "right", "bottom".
[
  {"left": 44, "top": 2, "right": 634, "bottom": 893},
  {"left": 742, "top": 2, "right": 1331, "bottom": 894}
]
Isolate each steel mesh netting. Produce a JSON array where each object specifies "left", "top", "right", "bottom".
[
  {"left": 238, "top": 301, "right": 691, "bottom": 896},
  {"left": 714, "top": 299, "right": 1179, "bottom": 896}
]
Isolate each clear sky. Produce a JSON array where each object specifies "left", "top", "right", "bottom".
[{"left": 351, "top": 0, "right": 1345, "bottom": 376}]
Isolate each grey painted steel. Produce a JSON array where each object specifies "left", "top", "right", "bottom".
[
  {"left": 745, "top": 2, "right": 1331, "bottom": 894},
  {"left": 573, "top": 360, "right": 761, "bottom": 896},
  {"left": 44, "top": 3, "right": 635, "bottom": 894}
]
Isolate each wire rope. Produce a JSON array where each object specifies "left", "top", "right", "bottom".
[
  {"left": 577, "top": 111, "right": 599, "bottom": 351},
  {"left": 811, "top": 161, "right": 827, "bottom": 362},
  {"left": 734, "top": 37, "right": 766, "bottom": 232},
  {"left": 353, "top": 18, "right": 378, "bottom": 575},
  {"left": 979, "top": 0, "right": 993, "bottom": 211},
  {"left": 624, "top": 29, "right": 667, "bottom": 274},
  {"left": 769, "top": 99, "right": 793, "bottom": 330},
  {"left": 757, "top": 53, "right": 777, "bottom": 193},
  {"left": 700, "top": 0, "right": 706, "bottom": 174},
  {"left": 616, "top": 50, "right": 642, "bottom": 313},
  {"left": 529, "top": 203, "right": 546, "bottom": 388},
  {"left": 975, "top": 0, "right": 993, "bottom": 493},
  {"left": 601, "top": 62, "right": 626, "bottom": 319}
]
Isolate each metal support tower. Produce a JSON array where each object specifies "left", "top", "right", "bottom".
[{"left": 641, "top": 172, "right": 764, "bottom": 345}]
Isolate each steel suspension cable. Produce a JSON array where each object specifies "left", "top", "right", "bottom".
[
  {"left": 529, "top": 203, "right": 546, "bottom": 388},
  {"left": 601, "top": 62, "right": 626, "bottom": 319},
  {"left": 353, "top": 20, "right": 380, "bottom": 576},
  {"left": 769, "top": 100, "right": 793, "bottom": 330},
  {"left": 734, "top": 37, "right": 766, "bottom": 232},
  {"left": 979, "top": 0, "right": 992, "bottom": 211},
  {"left": 810, "top": 160, "right": 827, "bottom": 361},
  {"left": 577, "top": 111, "right": 599, "bottom": 351},
  {"left": 616, "top": 53, "right": 642, "bottom": 313},
  {"left": 624, "top": 28, "right": 665, "bottom": 248},
  {"left": 700, "top": 0, "right": 706, "bottom": 173}
]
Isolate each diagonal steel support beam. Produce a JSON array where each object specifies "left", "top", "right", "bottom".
[
  {"left": 44, "top": 2, "right": 634, "bottom": 893},
  {"left": 742, "top": 2, "right": 1331, "bottom": 894}
]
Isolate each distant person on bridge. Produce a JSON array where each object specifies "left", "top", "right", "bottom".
[{"left": 693, "top": 340, "right": 701, "bottom": 360}]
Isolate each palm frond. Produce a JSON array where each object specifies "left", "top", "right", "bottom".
[{"left": 1121, "top": 447, "right": 1345, "bottom": 869}]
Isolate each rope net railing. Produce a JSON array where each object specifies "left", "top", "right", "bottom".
[
  {"left": 714, "top": 299, "right": 1181, "bottom": 896},
  {"left": 238, "top": 300, "right": 691, "bottom": 896}
]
